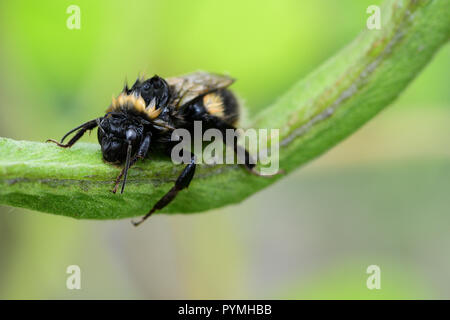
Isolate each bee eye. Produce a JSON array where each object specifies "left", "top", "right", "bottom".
[{"left": 142, "top": 82, "right": 150, "bottom": 91}]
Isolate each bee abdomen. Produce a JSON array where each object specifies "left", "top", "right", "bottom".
[{"left": 203, "top": 89, "right": 239, "bottom": 126}]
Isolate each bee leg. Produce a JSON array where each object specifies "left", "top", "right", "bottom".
[
  {"left": 46, "top": 118, "right": 100, "bottom": 148},
  {"left": 234, "top": 139, "right": 284, "bottom": 177},
  {"left": 111, "top": 157, "right": 138, "bottom": 194},
  {"left": 112, "top": 133, "right": 151, "bottom": 194},
  {"left": 202, "top": 115, "right": 282, "bottom": 177},
  {"left": 132, "top": 151, "right": 196, "bottom": 226}
]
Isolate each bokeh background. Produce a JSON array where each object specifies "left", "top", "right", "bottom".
[{"left": 0, "top": 0, "right": 449, "bottom": 299}]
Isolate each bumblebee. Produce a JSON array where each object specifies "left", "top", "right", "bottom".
[{"left": 47, "top": 72, "right": 268, "bottom": 226}]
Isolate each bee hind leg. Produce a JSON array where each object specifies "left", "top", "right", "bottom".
[
  {"left": 132, "top": 151, "right": 196, "bottom": 226},
  {"left": 202, "top": 115, "right": 283, "bottom": 177}
]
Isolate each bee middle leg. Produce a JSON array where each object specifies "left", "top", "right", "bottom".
[{"left": 132, "top": 150, "right": 196, "bottom": 226}]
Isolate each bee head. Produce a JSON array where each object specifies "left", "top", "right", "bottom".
[
  {"left": 97, "top": 113, "right": 143, "bottom": 163},
  {"left": 132, "top": 75, "right": 170, "bottom": 107}
]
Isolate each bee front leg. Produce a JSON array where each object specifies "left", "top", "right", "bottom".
[{"left": 46, "top": 118, "right": 100, "bottom": 148}]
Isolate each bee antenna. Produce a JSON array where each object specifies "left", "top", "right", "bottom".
[{"left": 120, "top": 142, "right": 133, "bottom": 194}]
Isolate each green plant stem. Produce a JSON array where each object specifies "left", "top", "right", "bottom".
[{"left": 0, "top": 0, "right": 449, "bottom": 219}]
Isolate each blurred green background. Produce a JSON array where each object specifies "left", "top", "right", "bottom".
[{"left": 0, "top": 0, "right": 449, "bottom": 299}]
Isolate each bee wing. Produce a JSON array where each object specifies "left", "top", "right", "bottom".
[{"left": 166, "top": 72, "right": 235, "bottom": 108}]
